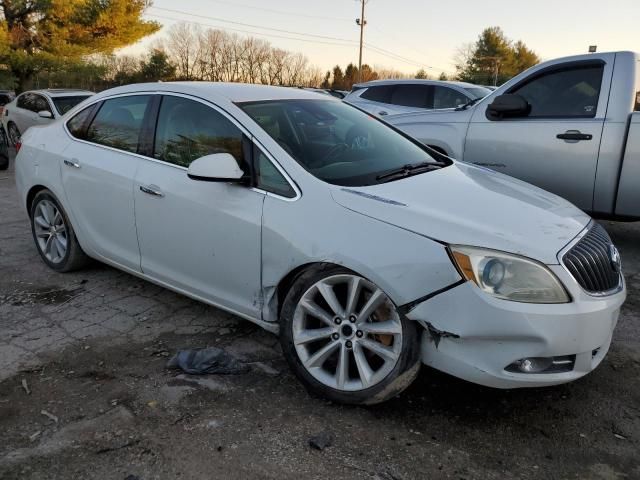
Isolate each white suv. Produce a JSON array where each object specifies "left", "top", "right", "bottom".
[
  {"left": 3, "top": 89, "right": 93, "bottom": 145},
  {"left": 345, "top": 79, "right": 491, "bottom": 117}
]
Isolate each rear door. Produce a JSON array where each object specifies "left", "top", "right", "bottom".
[
  {"left": 465, "top": 56, "right": 614, "bottom": 211},
  {"left": 61, "top": 94, "right": 152, "bottom": 271}
]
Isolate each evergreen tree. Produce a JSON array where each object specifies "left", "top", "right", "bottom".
[{"left": 0, "top": 0, "right": 159, "bottom": 92}]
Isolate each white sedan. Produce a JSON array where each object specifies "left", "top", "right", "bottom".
[{"left": 15, "top": 83, "right": 626, "bottom": 404}]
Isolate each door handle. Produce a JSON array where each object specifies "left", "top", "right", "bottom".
[
  {"left": 556, "top": 131, "right": 593, "bottom": 141},
  {"left": 139, "top": 185, "right": 164, "bottom": 197},
  {"left": 63, "top": 159, "right": 81, "bottom": 168},
  {"left": 378, "top": 111, "right": 388, "bottom": 116}
]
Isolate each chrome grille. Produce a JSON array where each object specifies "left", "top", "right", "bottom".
[{"left": 563, "top": 223, "right": 621, "bottom": 294}]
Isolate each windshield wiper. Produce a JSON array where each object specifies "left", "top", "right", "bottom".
[
  {"left": 376, "top": 162, "right": 445, "bottom": 182},
  {"left": 455, "top": 97, "right": 482, "bottom": 111}
]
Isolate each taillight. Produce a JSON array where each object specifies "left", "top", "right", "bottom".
[{"left": 15, "top": 140, "right": 21, "bottom": 152}]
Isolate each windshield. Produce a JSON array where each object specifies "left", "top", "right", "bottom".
[
  {"left": 52, "top": 95, "right": 92, "bottom": 115},
  {"left": 464, "top": 86, "right": 492, "bottom": 99},
  {"left": 238, "top": 99, "right": 445, "bottom": 186}
]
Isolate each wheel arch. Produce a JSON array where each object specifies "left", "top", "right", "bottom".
[{"left": 26, "top": 184, "right": 48, "bottom": 217}]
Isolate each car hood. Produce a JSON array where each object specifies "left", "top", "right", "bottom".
[{"left": 330, "top": 161, "right": 590, "bottom": 264}]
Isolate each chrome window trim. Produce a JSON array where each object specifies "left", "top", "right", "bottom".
[{"left": 63, "top": 90, "right": 301, "bottom": 201}]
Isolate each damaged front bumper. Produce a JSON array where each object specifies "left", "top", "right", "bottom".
[{"left": 405, "top": 266, "right": 626, "bottom": 389}]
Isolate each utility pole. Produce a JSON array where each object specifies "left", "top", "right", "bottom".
[{"left": 355, "top": 0, "right": 367, "bottom": 83}]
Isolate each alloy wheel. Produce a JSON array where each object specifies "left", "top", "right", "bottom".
[
  {"left": 33, "top": 199, "right": 68, "bottom": 264},
  {"left": 292, "top": 274, "right": 403, "bottom": 392}
]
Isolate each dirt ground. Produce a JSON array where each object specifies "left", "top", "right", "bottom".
[{"left": 1, "top": 154, "right": 639, "bottom": 480}]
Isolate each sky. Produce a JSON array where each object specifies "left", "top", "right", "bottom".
[{"left": 121, "top": 0, "right": 640, "bottom": 76}]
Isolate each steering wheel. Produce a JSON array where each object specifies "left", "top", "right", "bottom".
[
  {"left": 322, "top": 143, "right": 350, "bottom": 164},
  {"left": 346, "top": 126, "right": 370, "bottom": 150}
]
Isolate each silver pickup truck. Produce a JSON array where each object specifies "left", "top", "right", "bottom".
[{"left": 382, "top": 51, "right": 640, "bottom": 220}]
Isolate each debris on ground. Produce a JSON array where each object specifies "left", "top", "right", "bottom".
[
  {"left": 166, "top": 347, "right": 250, "bottom": 375},
  {"left": 308, "top": 431, "right": 334, "bottom": 451},
  {"left": 40, "top": 409, "right": 59, "bottom": 423},
  {"left": 21, "top": 379, "right": 30, "bottom": 395}
]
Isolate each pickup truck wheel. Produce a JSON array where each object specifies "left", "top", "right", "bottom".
[
  {"left": 279, "top": 265, "right": 420, "bottom": 405},
  {"left": 30, "top": 190, "right": 91, "bottom": 272}
]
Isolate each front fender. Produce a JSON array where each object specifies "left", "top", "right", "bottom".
[{"left": 260, "top": 189, "right": 462, "bottom": 322}]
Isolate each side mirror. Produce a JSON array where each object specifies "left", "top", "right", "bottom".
[
  {"left": 187, "top": 153, "right": 245, "bottom": 182},
  {"left": 38, "top": 110, "right": 53, "bottom": 119},
  {"left": 486, "top": 94, "right": 530, "bottom": 120}
]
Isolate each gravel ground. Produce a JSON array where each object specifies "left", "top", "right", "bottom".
[{"left": 1, "top": 153, "right": 639, "bottom": 480}]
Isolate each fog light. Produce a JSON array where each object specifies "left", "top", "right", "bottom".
[
  {"left": 506, "top": 355, "right": 576, "bottom": 374},
  {"left": 514, "top": 357, "right": 553, "bottom": 373}
]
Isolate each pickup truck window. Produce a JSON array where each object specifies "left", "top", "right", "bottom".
[{"left": 511, "top": 65, "right": 603, "bottom": 118}]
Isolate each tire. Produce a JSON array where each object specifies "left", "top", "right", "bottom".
[
  {"left": 279, "top": 264, "right": 421, "bottom": 405},
  {"left": 7, "top": 122, "right": 20, "bottom": 147},
  {"left": 30, "top": 190, "right": 91, "bottom": 272},
  {"left": 0, "top": 127, "right": 8, "bottom": 170}
]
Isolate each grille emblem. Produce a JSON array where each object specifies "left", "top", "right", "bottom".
[{"left": 609, "top": 244, "right": 621, "bottom": 273}]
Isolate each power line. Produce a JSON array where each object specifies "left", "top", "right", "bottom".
[
  {"left": 149, "top": 6, "right": 357, "bottom": 44},
  {"left": 370, "top": 26, "right": 453, "bottom": 73},
  {"left": 195, "top": 0, "right": 352, "bottom": 22},
  {"left": 146, "top": 13, "right": 357, "bottom": 48},
  {"left": 146, "top": 6, "right": 450, "bottom": 74}
]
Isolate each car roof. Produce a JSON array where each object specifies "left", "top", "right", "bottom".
[
  {"left": 92, "top": 82, "right": 336, "bottom": 106},
  {"left": 352, "top": 79, "right": 481, "bottom": 89}
]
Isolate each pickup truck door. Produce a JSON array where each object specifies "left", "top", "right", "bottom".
[{"left": 464, "top": 55, "right": 615, "bottom": 211}]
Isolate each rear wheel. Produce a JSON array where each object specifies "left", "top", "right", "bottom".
[
  {"left": 7, "top": 122, "right": 20, "bottom": 147},
  {"left": 30, "top": 190, "right": 90, "bottom": 272},
  {"left": 280, "top": 265, "right": 420, "bottom": 405}
]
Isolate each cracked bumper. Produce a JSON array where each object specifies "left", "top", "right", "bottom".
[{"left": 406, "top": 266, "right": 626, "bottom": 389}]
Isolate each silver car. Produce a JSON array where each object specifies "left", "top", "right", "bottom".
[{"left": 345, "top": 79, "right": 491, "bottom": 117}]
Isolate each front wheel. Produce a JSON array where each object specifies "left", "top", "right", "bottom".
[
  {"left": 279, "top": 265, "right": 420, "bottom": 405},
  {"left": 30, "top": 190, "right": 90, "bottom": 272}
]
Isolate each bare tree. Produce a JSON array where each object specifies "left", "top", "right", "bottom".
[{"left": 166, "top": 23, "right": 202, "bottom": 80}]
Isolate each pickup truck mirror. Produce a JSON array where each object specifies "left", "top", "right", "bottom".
[{"left": 486, "top": 94, "right": 530, "bottom": 120}]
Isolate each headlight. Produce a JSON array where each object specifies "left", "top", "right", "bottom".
[{"left": 449, "top": 245, "right": 570, "bottom": 304}]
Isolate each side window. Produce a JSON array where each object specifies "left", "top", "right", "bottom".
[
  {"left": 389, "top": 85, "right": 431, "bottom": 108},
  {"left": 154, "top": 95, "right": 244, "bottom": 168},
  {"left": 635, "top": 91, "right": 640, "bottom": 112},
  {"left": 0, "top": 94, "right": 11, "bottom": 106},
  {"left": 66, "top": 105, "right": 96, "bottom": 139},
  {"left": 86, "top": 95, "right": 150, "bottom": 153},
  {"left": 360, "top": 85, "right": 393, "bottom": 103},
  {"left": 511, "top": 65, "right": 604, "bottom": 117},
  {"left": 255, "top": 147, "right": 295, "bottom": 198},
  {"left": 433, "top": 87, "right": 469, "bottom": 109},
  {"left": 32, "top": 94, "right": 51, "bottom": 114},
  {"left": 17, "top": 93, "right": 33, "bottom": 111}
]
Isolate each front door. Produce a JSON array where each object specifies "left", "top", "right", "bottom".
[
  {"left": 464, "top": 56, "right": 614, "bottom": 211},
  {"left": 61, "top": 94, "right": 153, "bottom": 271},
  {"left": 134, "top": 94, "right": 264, "bottom": 318}
]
